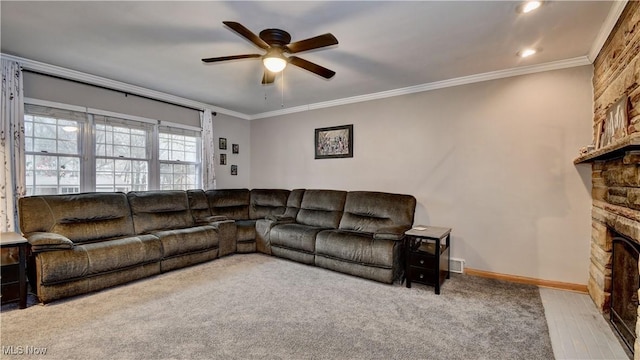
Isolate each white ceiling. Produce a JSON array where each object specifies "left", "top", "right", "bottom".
[{"left": 1, "top": 1, "right": 617, "bottom": 118}]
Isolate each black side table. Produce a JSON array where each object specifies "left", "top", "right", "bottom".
[
  {"left": 405, "top": 226, "right": 451, "bottom": 294},
  {"left": 1, "top": 232, "right": 29, "bottom": 309}
]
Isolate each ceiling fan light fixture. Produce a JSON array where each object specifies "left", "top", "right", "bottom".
[
  {"left": 263, "top": 53, "right": 287, "bottom": 73},
  {"left": 518, "top": 48, "right": 537, "bottom": 58},
  {"left": 519, "top": 1, "right": 542, "bottom": 14}
]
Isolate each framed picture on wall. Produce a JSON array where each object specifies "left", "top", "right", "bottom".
[
  {"left": 601, "top": 95, "right": 628, "bottom": 148},
  {"left": 219, "top": 153, "right": 226, "bottom": 165},
  {"left": 315, "top": 124, "right": 353, "bottom": 159},
  {"left": 219, "top": 137, "right": 227, "bottom": 150},
  {"left": 232, "top": 144, "right": 239, "bottom": 154},
  {"left": 231, "top": 165, "right": 238, "bottom": 176}
]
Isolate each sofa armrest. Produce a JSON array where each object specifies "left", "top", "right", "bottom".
[
  {"left": 208, "top": 219, "right": 237, "bottom": 257},
  {"left": 204, "top": 215, "right": 229, "bottom": 222},
  {"left": 265, "top": 215, "right": 296, "bottom": 223},
  {"left": 208, "top": 219, "right": 235, "bottom": 228},
  {"left": 256, "top": 216, "right": 295, "bottom": 255},
  {"left": 373, "top": 226, "right": 409, "bottom": 241},
  {"left": 27, "top": 232, "right": 74, "bottom": 252}
]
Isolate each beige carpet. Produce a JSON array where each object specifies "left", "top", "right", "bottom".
[{"left": 1, "top": 254, "right": 553, "bottom": 359}]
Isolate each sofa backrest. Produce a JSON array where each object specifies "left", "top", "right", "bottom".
[
  {"left": 127, "top": 191, "right": 194, "bottom": 234},
  {"left": 282, "top": 189, "right": 305, "bottom": 219},
  {"left": 186, "top": 189, "right": 211, "bottom": 224},
  {"left": 19, "top": 192, "right": 135, "bottom": 243},
  {"left": 205, "top": 189, "right": 250, "bottom": 220},
  {"left": 249, "top": 189, "right": 290, "bottom": 220},
  {"left": 339, "top": 191, "right": 416, "bottom": 233},
  {"left": 296, "top": 190, "right": 347, "bottom": 229}
]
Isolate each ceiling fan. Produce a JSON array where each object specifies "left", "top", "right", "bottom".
[{"left": 202, "top": 21, "right": 338, "bottom": 84}]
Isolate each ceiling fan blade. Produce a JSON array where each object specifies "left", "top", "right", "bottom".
[
  {"left": 285, "top": 33, "right": 338, "bottom": 53},
  {"left": 261, "top": 71, "right": 276, "bottom": 84},
  {"left": 289, "top": 56, "right": 336, "bottom": 79},
  {"left": 223, "top": 21, "right": 270, "bottom": 50},
  {"left": 202, "top": 54, "right": 261, "bottom": 63}
]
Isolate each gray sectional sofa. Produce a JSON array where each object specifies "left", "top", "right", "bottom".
[{"left": 19, "top": 188, "right": 416, "bottom": 303}]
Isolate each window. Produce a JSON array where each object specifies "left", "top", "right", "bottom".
[
  {"left": 23, "top": 102, "right": 203, "bottom": 195},
  {"left": 95, "top": 116, "right": 151, "bottom": 192},
  {"left": 159, "top": 126, "right": 201, "bottom": 190},
  {"left": 24, "top": 105, "right": 84, "bottom": 196}
]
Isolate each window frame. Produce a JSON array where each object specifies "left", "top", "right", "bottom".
[
  {"left": 23, "top": 98, "right": 204, "bottom": 194},
  {"left": 23, "top": 103, "right": 86, "bottom": 195},
  {"left": 158, "top": 124, "right": 202, "bottom": 190}
]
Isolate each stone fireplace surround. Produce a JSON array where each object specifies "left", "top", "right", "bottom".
[
  {"left": 588, "top": 151, "right": 640, "bottom": 354},
  {"left": 584, "top": 1, "right": 640, "bottom": 357}
]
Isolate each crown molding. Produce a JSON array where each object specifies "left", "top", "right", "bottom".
[
  {"left": 588, "top": 0, "right": 627, "bottom": 62},
  {"left": 3, "top": 53, "right": 592, "bottom": 122},
  {"left": 249, "top": 56, "right": 591, "bottom": 120},
  {"left": 1, "top": 53, "right": 250, "bottom": 120}
]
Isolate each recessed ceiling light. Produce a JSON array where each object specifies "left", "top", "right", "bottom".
[
  {"left": 518, "top": 48, "right": 537, "bottom": 58},
  {"left": 519, "top": 1, "right": 542, "bottom": 14}
]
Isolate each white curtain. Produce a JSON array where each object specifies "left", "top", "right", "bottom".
[
  {"left": 0, "top": 59, "right": 25, "bottom": 232},
  {"left": 201, "top": 109, "right": 216, "bottom": 190}
]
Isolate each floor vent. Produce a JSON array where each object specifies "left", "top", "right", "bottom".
[{"left": 450, "top": 258, "right": 465, "bottom": 274}]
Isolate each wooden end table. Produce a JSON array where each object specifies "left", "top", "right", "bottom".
[
  {"left": 1, "top": 232, "right": 29, "bottom": 308},
  {"left": 404, "top": 226, "right": 451, "bottom": 294}
]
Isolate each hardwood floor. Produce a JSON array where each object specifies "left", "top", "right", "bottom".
[{"left": 540, "top": 287, "right": 631, "bottom": 359}]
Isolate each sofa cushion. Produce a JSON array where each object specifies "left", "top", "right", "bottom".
[
  {"left": 187, "top": 189, "right": 211, "bottom": 224},
  {"left": 296, "top": 190, "right": 347, "bottom": 229},
  {"left": 282, "top": 189, "right": 305, "bottom": 219},
  {"left": 151, "top": 226, "right": 219, "bottom": 258},
  {"left": 127, "top": 191, "right": 194, "bottom": 234},
  {"left": 206, "top": 189, "right": 250, "bottom": 220},
  {"left": 315, "top": 230, "right": 396, "bottom": 268},
  {"left": 36, "top": 247, "right": 89, "bottom": 284},
  {"left": 270, "top": 223, "right": 324, "bottom": 253},
  {"left": 83, "top": 234, "right": 162, "bottom": 275},
  {"left": 339, "top": 191, "right": 416, "bottom": 234},
  {"left": 36, "top": 235, "right": 162, "bottom": 284},
  {"left": 235, "top": 220, "right": 257, "bottom": 242},
  {"left": 249, "top": 189, "right": 289, "bottom": 220},
  {"left": 19, "top": 192, "right": 135, "bottom": 244}
]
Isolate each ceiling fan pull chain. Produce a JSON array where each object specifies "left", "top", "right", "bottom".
[{"left": 281, "top": 69, "right": 285, "bottom": 108}]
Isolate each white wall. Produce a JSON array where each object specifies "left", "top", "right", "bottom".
[
  {"left": 250, "top": 65, "right": 594, "bottom": 285},
  {"left": 213, "top": 113, "right": 251, "bottom": 188}
]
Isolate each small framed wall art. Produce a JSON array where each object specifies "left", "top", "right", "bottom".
[
  {"left": 219, "top": 153, "right": 226, "bottom": 165},
  {"left": 315, "top": 124, "right": 353, "bottom": 159},
  {"left": 232, "top": 144, "right": 239, "bottom": 154},
  {"left": 231, "top": 165, "right": 238, "bottom": 176},
  {"left": 219, "top": 137, "right": 227, "bottom": 150},
  {"left": 599, "top": 95, "right": 628, "bottom": 148}
]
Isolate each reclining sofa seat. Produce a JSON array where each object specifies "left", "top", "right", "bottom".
[
  {"left": 19, "top": 191, "right": 229, "bottom": 303},
  {"left": 19, "top": 192, "right": 163, "bottom": 303},
  {"left": 126, "top": 190, "right": 222, "bottom": 273},
  {"left": 268, "top": 190, "right": 347, "bottom": 265},
  {"left": 315, "top": 191, "right": 417, "bottom": 283},
  {"left": 255, "top": 189, "right": 305, "bottom": 254}
]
